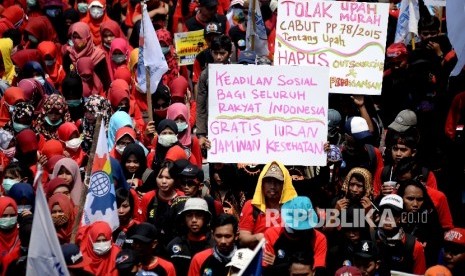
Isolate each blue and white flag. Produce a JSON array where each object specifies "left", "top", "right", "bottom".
[
  {"left": 27, "top": 167, "right": 69, "bottom": 276},
  {"left": 246, "top": 0, "right": 269, "bottom": 57},
  {"left": 238, "top": 239, "right": 265, "bottom": 276},
  {"left": 447, "top": 0, "right": 465, "bottom": 76},
  {"left": 82, "top": 122, "right": 119, "bottom": 231},
  {"left": 137, "top": 2, "right": 169, "bottom": 94},
  {"left": 394, "top": 0, "right": 420, "bottom": 44}
]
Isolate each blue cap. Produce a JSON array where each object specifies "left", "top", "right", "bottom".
[{"left": 281, "top": 196, "right": 318, "bottom": 230}]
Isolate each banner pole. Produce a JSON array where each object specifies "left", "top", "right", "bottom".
[{"left": 70, "top": 114, "right": 102, "bottom": 243}]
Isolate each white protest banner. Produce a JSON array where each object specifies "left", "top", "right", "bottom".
[
  {"left": 274, "top": 0, "right": 389, "bottom": 95},
  {"left": 208, "top": 64, "right": 329, "bottom": 166},
  {"left": 425, "top": 0, "right": 446, "bottom": 6}
]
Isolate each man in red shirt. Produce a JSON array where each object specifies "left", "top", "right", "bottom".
[
  {"left": 238, "top": 161, "right": 297, "bottom": 248},
  {"left": 262, "top": 196, "right": 327, "bottom": 276}
]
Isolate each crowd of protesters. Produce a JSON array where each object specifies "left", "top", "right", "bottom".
[{"left": 0, "top": 0, "right": 463, "bottom": 275}]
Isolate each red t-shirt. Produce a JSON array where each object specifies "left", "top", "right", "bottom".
[
  {"left": 188, "top": 248, "right": 214, "bottom": 276},
  {"left": 142, "top": 257, "right": 176, "bottom": 276},
  {"left": 411, "top": 239, "right": 427, "bottom": 275},
  {"left": 426, "top": 187, "right": 454, "bottom": 230},
  {"left": 239, "top": 200, "right": 281, "bottom": 234}
]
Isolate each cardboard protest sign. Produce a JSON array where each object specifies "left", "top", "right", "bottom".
[
  {"left": 208, "top": 64, "right": 329, "bottom": 166},
  {"left": 274, "top": 0, "right": 389, "bottom": 95},
  {"left": 174, "top": 30, "right": 207, "bottom": 65}
]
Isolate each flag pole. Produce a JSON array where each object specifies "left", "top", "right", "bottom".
[
  {"left": 250, "top": 0, "right": 256, "bottom": 51},
  {"left": 70, "top": 114, "right": 103, "bottom": 243}
]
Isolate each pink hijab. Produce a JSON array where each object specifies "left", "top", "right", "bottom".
[
  {"left": 167, "top": 103, "right": 191, "bottom": 147},
  {"left": 51, "top": 157, "right": 84, "bottom": 205},
  {"left": 76, "top": 57, "right": 104, "bottom": 97},
  {"left": 109, "top": 38, "right": 129, "bottom": 80},
  {"left": 67, "top": 22, "right": 106, "bottom": 66}
]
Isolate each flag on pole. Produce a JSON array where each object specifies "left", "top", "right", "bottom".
[
  {"left": 447, "top": 0, "right": 465, "bottom": 76},
  {"left": 82, "top": 122, "right": 119, "bottom": 231},
  {"left": 237, "top": 239, "right": 265, "bottom": 276},
  {"left": 27, "top": 167, "right": 69, "bottom": 276},
  {"left": 394, "top": 0, "right": 420, "bottom": 44},
  {"left": 137, "top": 2, "right": 169, "bottom": 94},
  {"left": 246, "top": 0, "right": 269, "bottom": 57}
]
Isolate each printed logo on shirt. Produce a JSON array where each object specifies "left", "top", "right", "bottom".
[
  {"left": 277, "top": 249, "right": 285, "bottom": 259},
  {"left": 172, "top": 244, "right": 181, "bottom": 254},
  {"left": 202, "top": 268, "right": 213, "bottom": 276}
]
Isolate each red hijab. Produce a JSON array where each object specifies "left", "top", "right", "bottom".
[
  {"left": 108, "top": 78, "right": 130, "bottom": 109},
  {"left": 156, "top": 28, "right": 179, "bottom": 86},
  {"left": 0, "top": 87, "right": 26, "bottom": 127},
  {"left": 57, "top": 123, "right": 86, "bottom": 167},
  {"left": 0, "top": 197, "right": 19, "bottom": 262},
  {"left": 80, "top": 221, "right": 120, "bottom": 276},
  {"left": 76, "top": 56, "right": 104, "bottom": 97},
  {"left": 48, "top": 193, "right": 76, "bottom": 244},
  {"left": 67, "top": 22, "right": 106, "bottom": 66},
  {"left": 109, "top": 38, "right": 129, "bottom": 80},
  {"left": 10, "top": 49, "right": 41, "bottom": 69},
  {"left": 109, "top": 126, "right": 136, "bottom": 160},
  {"left": 99, "top": 19, "right": 126, "bottom": 51},
  {"left": 45, "top": 177, "right": 70, "bottom": 200},
  {"left": 17, "top": 78, "right": 47, "bottom": 115},
  {"left": 80, "top": 0, "right": 111, "bottom": 46},
  {"left": 41, "top": 139, "right": 64, "bottom": 160},
  {"left": 24, "top": 16, "right": 58, "bottom": 46},
  {"left": 37, "top": 41, "right": 65, "bottom": 88}
]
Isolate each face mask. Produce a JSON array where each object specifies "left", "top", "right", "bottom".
[
  {"left": 27, "top": 0, "right": 37, "bottom": 7},
  {"left": 154, "top": 109, "right": 167, "bottom": 118},
  {"left": 8, "top": 105, "right": 15, "bottom": 114},
  {"left": 45, "top": 117, "right": 63, "bottom": 127},
  {"left": 68, "top": 39, "right": 74, "bottom": 47},
  {"left": 116, "top": 145, "right": 126, "bottom": 155},
  {"left": 112, "top": 54, "right": 126, "bottom": 64},
  {"left": 90, "top": 7, "right": 104, "bottom": 19},
  {"left": 2, "top": 178, "right": 19, "bottom": 193},
  {"left": 0, "top": 216, "right": 17, "bottom": 230},
  {"left": 13, "top": 122, "right": 30, "bottom": 132},
  {"left": 161, "top": 47, "right": 170, "bottom": 55},
  {"left": 67, "top": 99, "right": 82, "bottom": 107},
  {"left": 17, "top": 205, "right": 32, "bottom": 214},
  {"left": 2, "top": 147, "right": 16, "bottom": 159},
  {"left": 66, "top": 138, "right": 82, "bottom": 151},
  {"left": 34, "top": 76, "right": 45, "bottom": 85},
  {"left": 52, "top": 214, "right": 68, "bottom": 227},
  {"left": 117, "top": 105, "right": 129, "bottom": 113},
  {"left": 77, "top": 3, "right": 88, "bottom": 13},
  {"left": 28, "top": 35, "right": 38, "bottom": 44},
  {"left": 176, "top": 122, "right": 188, "bottom": 132},
  {"left": 44, "top": 59, "right": 55, "bottom": 67},
  {"left": 92, "top": 240, "right": 111, "bottom": 255},
  {"left": 158, "top": 134, "right": 178, "bottom": 147},
  {"left": 45, "top": 8, "right": 61, "bottom": 18}
]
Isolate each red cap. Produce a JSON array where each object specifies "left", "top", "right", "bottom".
[
  {"left": 386, "top": 43, "right": 408, "bottom": 61},
  {"left": 335, "top": 266, "right": 362, "bottom": 276},
  {"left": 165, "top": 145, "right": 187, "bottom": 162},
  {"left": 444, "top": 228, "right": 465, "bottom": 246}
]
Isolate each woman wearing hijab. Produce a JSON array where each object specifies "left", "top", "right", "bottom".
[
  {"left": 100, "top": 19, "right": 126, "bottom": 51},
  {"left": 108, "top": 79, "right": 144, "bottom": 133},
  {"left": 57, "top": 123, "right": 87, "bottom": 167},
  {"left": 113, "top": 187, "right": 139, "bottom": 247},
  {"left": 48, "top": 193, "right": 76, "bottom": 244},
  {"left": 81, "top": 95, "right": 111, "bottom": 153},
  {"left": 0, "top": 197, "right": 20, "bottom": 265},
  {"left": 64, "top": 22, "right": 109, "bottom": 90},
  {"left": 146, "top": 119, "right": 182, "bottom": 173},
  {"left": 33, "top": 94, "right": 72, "bottom": 140},
  {"left": 61, "top": 75, "right": 84, "bottom": 122},
  {"left": 80, "top": 0, "right": 111, "bottom": 46},
  {"left": 8, "top": 182, "right": 34, "bottom": 214},
  {"left": 170, "top": 75, "right": 196, "bottom": 128},
  {"left": 17, "top": 78, "right": 46, "bottom": 115},
  {"left": 3, "top": 102, "right": 34, "bottom": 135},
  {"left": 37, "top": 41, "right": 66, "bottom": 90},
  {"left": 167, "top": 103, "right": 202, "bottom": 168},
  {"left": 76, "top": 56, "right": 104, "bottom": 97},
  {"left": 0, "top": 87, "right": 26, "bottom": 128},
  {"left": 141, "top": 83, "right": 172, "bottom": 144},
  {"left": 0, "top": 129, "right": 14, "bottom": 179},
  {"left": 79, "top": 221, "right": 120, "bottom": 276},
  {"left": 0, "top": 38, "right": 16, "bottom": 84},
  {"left": 156, "top": 29, "right": 179, "bottom": 86},
  {"left": 21, "top": 61, "right": 57, "bottom": 95},
  {"left": 23, "top": 16, "right": 58, "bottom": 48},
  {"left": 109, "top": 38, "right": 131, "bottom": 80},
  {"left": 110, "top": 126, "right": 136, "bottom": 161},
  {"left": 108, "top": 111, "right": 135, "bottom": 151},
  {"left": 121, "top": 143, "right": 155, "bottom": 191}
]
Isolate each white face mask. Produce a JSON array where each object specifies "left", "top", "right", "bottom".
[
  {"left": 92, "top": 240, "right": 111, "bottom": 255},
  {"left": 2, "top": 178, "right": 19, "bottom": 193},
  {"left": 90, "top": 6, "right": 104, "bottom": 19},
  {"left": 158, "top": 134, "right": 178, "bottom": 147},
  {"left": 115, "top": 145, "right": 126, "bottom": 155},
  {"left": 34, "top": 76, "right": 45, "bottom": 85},
  {"left": 0, "top": 216, "right": 17, "bottom": 229},
  {"left": 65, "top": 138, "right": 82, "bottom": 151}
]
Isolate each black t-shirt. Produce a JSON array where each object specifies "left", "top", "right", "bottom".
[
  {"left": 185, "top": 14, "right": 227, "bottom": 33},
  {"left": 228, "top": 25, "right": 246, "bottom": 51}
]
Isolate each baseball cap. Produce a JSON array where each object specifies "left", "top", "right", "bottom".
[
  {"left": 61, "top": 243, "right": 90, "bottom": 269},
  {"left": 130, "top": 223, "right": 158, "bottom": 243},
  {"left": 263, "top": 162, "right": 284, "bottom": 181},
  {"left": 204, "top": 22, "right": 222, "bottom": 35},
  {"left": 115, "top": 249, "right": 139, "bottom": 271},
  {"left": 179, "top": 198, "right": 211, "bottom": 216},
  {"left": 444, "top": 228, "right": 465, "bottom": 247},
  {"left": 335, "top": 266, "right": 362, "bottom": 276},
  {"left": 379, "top": 194, "right": 403, "bottom": 212},
  {"left": 345, "top": 116, "right": 372, "bottom": 141},
  {"left": 89, "top": 0, "right": 104, "bottom": 8},
  {"left": 226, "top": 248, "right": 254, "bottom": 269},
  {"left": 386, "top": 42, "right": 408, "bottom": 62},
  {"left": 328, "top": 109, "right": 342, "bottom": 130},
  {"left": 199, "top": 0, "right": 218, "bottom": 7},
  {"left": 165, "top": 146, "right": 187, "bottom": 162},
  {"left": 281, "top": 196, "right": 318, "bottom": 230},
  {"left": 230, "top": 0, "right": 244, "bottom": 7},
  {"left": 354, "top": 240, "right": 378, "bottom": 259},
  {"left": 424, "top": 265, "right": 452, "bottom": 276},
  {"left": 238, "top": 50, "right": 256, "bottom": 64},
  {"left": 388, "top": 109, "right": 417, "bottom": 133}
]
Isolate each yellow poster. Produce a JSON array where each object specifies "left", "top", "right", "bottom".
[{"left": 174, "top": 30, "right": 207, "bottom": 66}]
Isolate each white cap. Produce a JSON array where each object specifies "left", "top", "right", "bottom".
[
  {"left": 179, "top": 198, "right": 211, "bottom": 215},
  {"left": 89, "top": 1, "right": 104, "bottom": 8},
  {"left": 269, "top": 0, "right": 278, "bottom": 12},
  {"left": 226, "top": 248, "right": 254, "bottom": 269},
  {"left": 379, "top": 194, "right": 403, "bottom": 210}
]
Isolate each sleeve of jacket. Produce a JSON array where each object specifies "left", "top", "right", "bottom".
[{"left": 196, "top": 68, "right": 209, "bottom": 136}]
